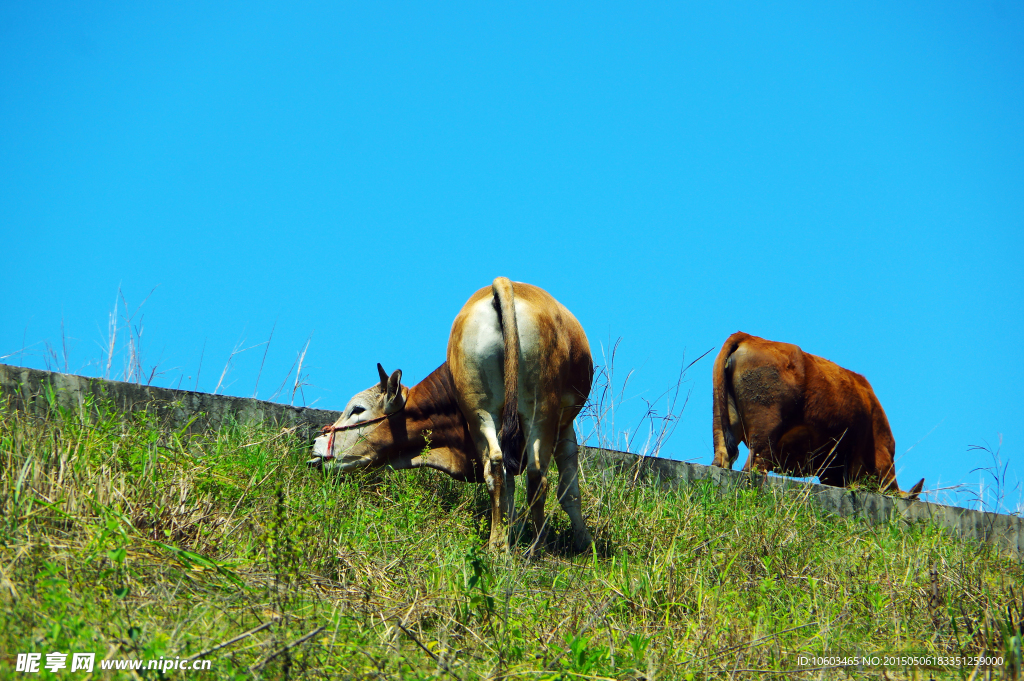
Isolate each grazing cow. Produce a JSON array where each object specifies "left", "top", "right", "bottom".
[
  {"left": 307, "top": 278, "right": 595, "bottom": 552},
  {"left": 711, "top": 332, "right": 924, "bottom": 498}
]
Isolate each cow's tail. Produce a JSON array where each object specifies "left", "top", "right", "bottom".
[
  {"left": 712, "top": 332, "right": 747, "bottom": 469},
  {"left": 492, "top": 277, "right": 524, "bottom": 476}
]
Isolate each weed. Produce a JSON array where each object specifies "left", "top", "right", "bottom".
[{"left": 969, "top": 436, "right": 1022, "bottom": 517}]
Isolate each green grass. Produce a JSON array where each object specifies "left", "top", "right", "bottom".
[{"left": 1, "top": 395, "right": 1022, "bottom": 680}]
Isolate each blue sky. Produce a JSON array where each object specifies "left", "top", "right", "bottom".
[{"left": 2, "top": 2, "right": 1021, "bottom": 511}]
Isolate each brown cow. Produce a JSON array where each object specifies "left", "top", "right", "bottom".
[
  {"left": 712, "top": 331, "right": 924, "bottom": 498},
  {"left": 307, "top": 278, "right": 594, "bottom": 552}
]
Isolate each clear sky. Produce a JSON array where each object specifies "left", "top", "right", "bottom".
[{"left": 2, "top": 2, "right": 1021, "bottom": 512}]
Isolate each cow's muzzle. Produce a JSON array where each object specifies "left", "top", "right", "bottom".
[
  {"left": 307, "top": 436, "right": 335, "bottom": 468},
  {"left": 307, "top": 436, "right": 376, "bottom": 471},
  {"left": 306, "top": 453, "right": 372, "bottom": 472}
]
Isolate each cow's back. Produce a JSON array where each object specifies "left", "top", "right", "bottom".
[
  {"left": 509, "top": 282, "right": 592, "bottom": 414},
  {"left": 802, "top": 355, "right": 897, "bottom": 482},
  {"left": 801, "top": 352, "right": 875, "bottom": 434},
  {"left": 447, "top": 282, "right": 592, "bottom": 423}
]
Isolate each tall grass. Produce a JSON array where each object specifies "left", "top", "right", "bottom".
[
  {"left": 1, "top": 393, "right": 1022, "bottom": 679},
  {"left": 2, "top": 287, "right": 313, "bottom": 405}
]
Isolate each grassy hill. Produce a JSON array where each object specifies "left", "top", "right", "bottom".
[{"left": 1, "top": 396, "right": 1021, "bottom": 679}]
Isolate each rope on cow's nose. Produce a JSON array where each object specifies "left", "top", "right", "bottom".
[
  {"left": 319, "top": 410, "right": 403, "bottom": 459},
  {"left": 320, "top": 406, "right": 404, "bottom": 435}
]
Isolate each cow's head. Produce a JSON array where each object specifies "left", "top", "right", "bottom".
[{"left": 307, "top": 363, "right": 408, "bottom": 471}]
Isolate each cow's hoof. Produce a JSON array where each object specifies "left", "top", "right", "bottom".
[
  {"left": 486, "top": 535, "right": 511, "bottom": 553},
  {"left": 572, "top": 532, "right": 594, "bottom": 556},
  {"left": 525, "top": 533, "right": 548, "bottom": 560}
]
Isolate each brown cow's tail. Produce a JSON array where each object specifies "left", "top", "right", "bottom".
[
  {"left": 492, "top": 277, "right": 524, "bottom": 476},
  {"left": 712, "top": 332, "right": 747, "bottom": 469}
]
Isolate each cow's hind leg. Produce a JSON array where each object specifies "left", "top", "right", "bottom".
[
  {"left": 777, "top": 425, "right": 817, "bottom": 476},
  {"left": 737, "top": 403, "right": 791, "bottom": 475},
  {"left": 525, "top": 472, "right": 548, "bottom": 555},
  {"left": 466, "top": 410, "right": 514, "bottom": 551},
  {"left": 524, "top": 426, "right": 555, "bottom": 555},
  {"left": 552, "top": 425, "right": 593, "bottom": 553}
]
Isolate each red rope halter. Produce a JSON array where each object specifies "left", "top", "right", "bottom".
[{"left": 319, "top": 408, "right": 403, "bottom": 460}]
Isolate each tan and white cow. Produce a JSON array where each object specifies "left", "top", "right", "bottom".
[{"left": 307, "top": 278, "right": 594, "bottom": 552}]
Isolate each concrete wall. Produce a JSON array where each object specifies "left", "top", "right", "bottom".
[
  {"left": 580, "top": 446, "right": 1023, "bottom": 559},
  {"left": 0, "top": 363, "right": 342, "bottom": 441},
  {"left": 2, "top": 362, "right": 1021, "bottom": 558}
]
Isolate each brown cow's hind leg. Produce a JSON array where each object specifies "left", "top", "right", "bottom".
[
  {"left": 733, "top": 404, "right": 785, "bottom": 474},
  {"left": 742, "top": 425, "right": 783, "bottom": 474},
  {"left": 777, "top": 425, "right": 817, "bottom": 476}
]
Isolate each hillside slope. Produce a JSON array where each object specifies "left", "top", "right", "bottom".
[{"left": 1, "top": 398, "right": 1021, "bottom": 679}]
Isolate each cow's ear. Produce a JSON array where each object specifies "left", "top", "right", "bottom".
[
  {"left": 384, "top": 369, "right": 405, "bottom": 413},
  {"left": 377, "top": 363, "right": 388, "bottom": 392}
]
